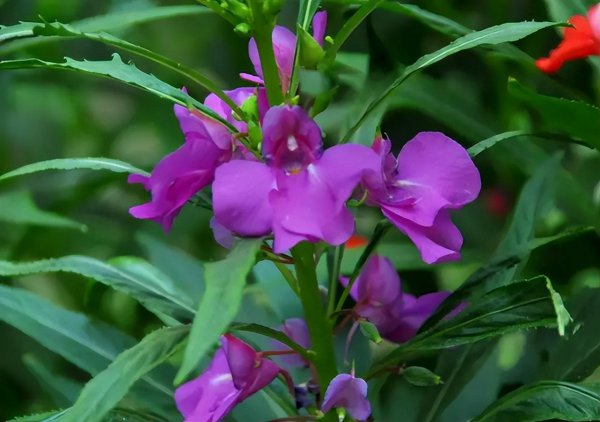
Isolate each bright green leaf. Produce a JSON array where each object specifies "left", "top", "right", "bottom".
[
  {"left": 0, "top": 157, "right": 147, "bottom": 183},
  {"left": 175, "top": 239, "right": 262, "bottom": 384}
]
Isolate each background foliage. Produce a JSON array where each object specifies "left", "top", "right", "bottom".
[{"left": 0, "top": 0, "right": 599, "bottom": 421}]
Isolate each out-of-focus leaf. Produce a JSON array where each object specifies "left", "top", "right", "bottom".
[
  {"left": 379, "top": 2, "right": 470, "bottom": 37},
  {"left": 175, "top": 239, "right": 261, "bottom": 384},
  {"left": 473, "top": 381, "right": 600, "bottom": 422},
  {"left": 0, "top": 5, "right": 210, "bottom": 52},
  {"left": 23, "top": 355, "right": 82, "bottom": 408},
  {"left": 543, "top": 0, "right": 587, "bottom": 20},
  {"left": 509, "top": 79, "right": 600, "bottom": 150},
  {"left": 8, "top": 408, "right": 167, "bottom": 422},
  {"left": 343, "top": 21, "right": 559, "bottom": 141},
  {"left": 542, "top": 289, "right": 600, "bottom": 382},
  {"left": 419, "top": 341, "right": 497, "bottom": 422},
  {"left": 368, "top": 276, "right": 569, "bottom": 376},
  {"left": 0, "top": 285, "right": 170, "bottom": 397},
  {"left": 0, "top": 54, "right": 232, "bottom": 128},
  {"left": 136, "top": 233, "right": 204, "bottom": 302},
  {"left": 0, "top": 190, "right": 86, "bottom": 231},
  {"left": 0, "top": 255, "right": 196, "bottom": 322},
  {"left": 0, "top": 157, "right": 147, "bottom": 182},
  {"left": 60, "top": 326, "right": 187, "bottom": 422}
]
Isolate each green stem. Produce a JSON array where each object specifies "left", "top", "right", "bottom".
[
  {"left": 248, "top": 0, "right": 284, "bottom": 105},
  {"left": 334, "top": 220, "right": 391, "bottom": 313},
  {"left": 326, "top": 245, "right": 345, "bottom": 316},
  {"left": 291, "top": 243, "right": 338, "bottom": 421}
]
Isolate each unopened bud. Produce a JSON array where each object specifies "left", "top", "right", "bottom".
[
  {"left": 298, "top": 26, "right": 325, "bottom": 69},
  {"left": 359, "top": 320, "right": 382, "bottom": 344},
  {"left": 234, "top": 22, "right": 251, "bottom": 36},
  {"left": 402, "top": 366, "right": 443, "bottom": 387}
]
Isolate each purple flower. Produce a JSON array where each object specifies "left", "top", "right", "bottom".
[
  {"left": 212, "top": 105, "right": 379, "bottom": 252},
  {"left": 364, "top": 132, "right": 481, "bottom": 264},
  {"left": 175, "top": 334, "right": 282, "bottom": 422},
  {"left": 321, "top": 374, "right": 371, "bottom": 421},
  {"left": 340, "top": 255, "right": 449, "bottom": 343},
  {"left": 272, "top": 318, "right": 311, "bottom": 367},
  {"left": 128, "top": 88, "right": 262, "bottom": 230},
  {"left": 244, "top": 12, "right": 328, "bottom": 91}
]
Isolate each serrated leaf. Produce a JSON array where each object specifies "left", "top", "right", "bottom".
[
  {"left": 473, "top": 381, "right": 600, "bottom": 422},
  {"left": 0, "top": 255, "right": 196, "bottom": 322},
  {"left": 60, "top": 326, "right": 188, "bottom": 422},
  {"left": 0, "top": 190, "right": 86, "bottom": 231},
  {"left": 0, "top": 5, "right": 210, "bottom": 52},
  {"left": 0, "top": 157, "right": 147, "bottom": 183},
  {"left": 343, "top": 20, "right": 559, "bottom": 141},
  {"left": 175, "top": 239, "right": 262, "bottom": 384},
  {"left": 509, "top": 78, "right": 600, "bottom": 150},
  {"left": 368, "top": 276, "right": 569, "bottom": 376},
  {"left": 0, "top": 54, "right": 231, "bottom": 128}
]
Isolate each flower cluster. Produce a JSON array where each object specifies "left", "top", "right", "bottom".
[
  {"left": 128, "top": 13, "right": 481, "bottom": 422},
  {"left": 536, "top": 4, "right": 600, "bottom": 73}
]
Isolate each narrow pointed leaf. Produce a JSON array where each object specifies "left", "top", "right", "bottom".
[
  {"left": 61, "top": 326, "right": 188, "bottom": 422},
  {"left": 473, "top": 381, "right": 600, "bottom": 422},
  {"left": 175, "top": 239, "right": 262, "bottom": 384},
  {"left": 0, "top": 157, "right": 147, "bottom": 183}
]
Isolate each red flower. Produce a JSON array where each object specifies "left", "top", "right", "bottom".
[{"left": 536, "top": 4, "right": 600, "bottom": 73}]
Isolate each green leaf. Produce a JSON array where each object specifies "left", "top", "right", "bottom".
[
  {"left": 543, "top": 0, "right": 587, "bottom": 20},
  {"left": 542, "top": 289, "right": 600, "bottom": 381},
  {"left": 342, "top": 20, "right": 559, "bottom": 141},
  {"left": 175, "top": 239, "right": 262, "bottom": 384},
  {"left": 508, "top": 78, "right": 600, "bottom": 150},
  {"left": 467, "top": 131, "right": 587, "bottom": 157},
  {"left": 0, "top": 284, "right": 175, "bottom": 407},
  {"left": 378, "top": 2, "right": 470, "bottom": 37},
  {"left": 0, "top": 5, "right": 210, "bottom": 52},
  {"left": 23, "top": 354, "right": 82, "bottom": 407},
  {"left": 0, "top": 157, "right": 147, "bottom": 183},
  {"left": 0, "top": 190, "right": 86, "bottom": 231},
  {"left": 0, "top": 54, "right": 232, "bottom": 129},
  {"left": 61, "top": 326, "right": 188, "bottom": 422},
  {"left": 297, "top": 0, "right": 321, "bottom": 30},
  {"left": 473, "top": 381, "right": 600, "bottom": 422},
  {"left": 28, "top": 22, "right": 242, "bottom": 117},
  {"left": 0, "top": 255, "right": 196, "bottom": 322},
  {"left": 368, "top": 276, "right": 569, "bottom": 376},
  {"left": 359, "top": 320, "right": 383, "bottom": 344},
  {"left": 7, "top": 410, "right": 68, "bottom": 422}
]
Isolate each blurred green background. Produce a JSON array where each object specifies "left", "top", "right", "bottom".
[{"left": 1, "top": 0, "right": 599, "bottom": 420}]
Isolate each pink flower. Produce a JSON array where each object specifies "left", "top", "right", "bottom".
[
  {"left": 128, "top": 87, "right": 261, "bottom": 230},
  {"left": 321, "top": 374, "right": 371, "bottom": 421},
  {"left": 212, "top": 105, "right": 378, "bottom": 252},
  {"left": 243, "top": 12, "right": 328, "bottom": 91},
  {"left": 272, "top": 318, "right": 311, "bottom": 367},
  {"left": 174, "top": 334, "right": 283, "bottom": 422},
  {"left": 363, "top": 132, "right": 481, "bottom": 264},
  {"left": 341, "top": 255, "right": 450, "bottom": 343}
]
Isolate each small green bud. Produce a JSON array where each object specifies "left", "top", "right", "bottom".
[
  {"left": 298, "top": 26, "right": 325, "bottom": 69},
  {"left": 359, "top": 320, "right": 382, "bottom": 344},
  {"left": 234, "top": 22, "right": 252, "bottom": 36},
  {"left": 240, "top": 94, "right": 259, "bottom": 120},
  {"left": 402, "top": 366, "right": 443, "bottom": 387},
  {"left": 247, "top": 121, "right": 262, "bottom": 149}
]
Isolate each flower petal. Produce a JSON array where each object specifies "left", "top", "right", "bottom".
[
  {"left": 383, "top": 208, "right": 463, "bottom": 264},
  {"left": 322, "top": 374, "right": 371, "bottom": 421},
  {"left": 213, "top": 160, "right": 275, "bottom": 236},
  {"left": 390, "top": 132, "right": 480, "bottom": 227},
  {"left": 249, "top": 26, "right": 297, "bottom": 90},
  {"left": 387, "top": 291, "right": 450, "bottom": 343},
  {"left": 312, "top": 11, "right": 328, "bottom": 46}
]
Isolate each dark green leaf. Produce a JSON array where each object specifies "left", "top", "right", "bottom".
[
  {"left": 473, "top": 381, "right": 600, "bottom": 422},
  {"left": 0, "top": 54, "right": 232, "bottom": 129},
  {"left": 0, "top": 255, "right": 196, "bottom": 322},
  {"left": 368, "top": 276, "right": 569, "bottom": 376},
  {"left": 175, "top": 239, "right": 262, "bottom": 384},
  {"left": 0, "top": 190, "right": 86, "bottom": 231},
  {"left": 342, "top": 21, "right": 559, "bottom": 141},
  {"left": 23, "top": 355, "right": 82, "bottom": 407},
  {"left": 509, "top": 79, "right": 600, "bottom": 150},
  {"left": 61, "top": 326, "right": 188, "bottom": 422},
  {"left": 0, "top": 157, "right": 147, "bottom": 183}
]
